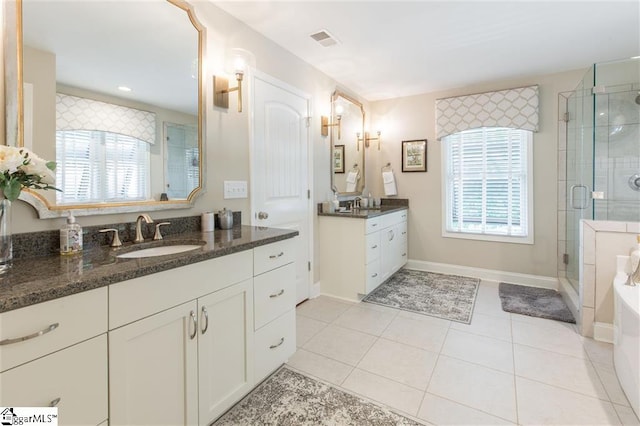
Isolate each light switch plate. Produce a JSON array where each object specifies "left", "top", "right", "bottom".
[{"left": 224, "top": 180, "right": 248, "bottom": 199}]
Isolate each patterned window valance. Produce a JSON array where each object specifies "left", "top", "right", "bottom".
[
  {"left": 56, "top": 93, "right": 156, "bottom": 144},
  {"left": 436, "top": 85, "right": 539, "bottom": 140}
]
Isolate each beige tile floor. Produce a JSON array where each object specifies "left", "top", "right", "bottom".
[{"left": 287, "top": 280, "right": 640, "bottom": 426}]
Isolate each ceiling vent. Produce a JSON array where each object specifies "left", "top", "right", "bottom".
[{"left": 310, "top": 29, "right": 339, "bottom": 47}]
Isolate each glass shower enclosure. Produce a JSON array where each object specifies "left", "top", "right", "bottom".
[{"left": 564, "top": 58, "right": 640, "bottom": 292}]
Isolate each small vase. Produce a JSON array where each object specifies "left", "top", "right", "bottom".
[{"left": 0, "top": 198, "right": 12, "bottom": 273}]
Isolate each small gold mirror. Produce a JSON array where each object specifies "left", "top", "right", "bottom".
[{"left": 330, "top": 91, "right": 365, "bottom": 195}]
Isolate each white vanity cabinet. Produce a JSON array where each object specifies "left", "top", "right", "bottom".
[
  {"left": 0, "top": 287, "right": 108, "bottom": 426},
  {"left": 319, "top": 209, "right": 408, "bottom": 301},
  {"left": 108, "top": 250, "right": 254, "bottom": 426},
  {"left": 252, "top": 239, "right": 296, "bottom": 383}
]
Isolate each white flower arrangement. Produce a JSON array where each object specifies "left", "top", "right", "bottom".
[{"left": 0, "top": 145, "right": 58, "bottom": 201}]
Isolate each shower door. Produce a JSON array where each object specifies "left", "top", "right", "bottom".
[{"left": 565, "top": 69, "right": 595, "bottom": 292}]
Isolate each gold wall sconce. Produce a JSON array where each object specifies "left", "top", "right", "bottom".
[
  {"left": 321, "top": 115, "right": 342, "bottom": 138},
  {"left": 213, "top": 71, "right": 244, "bottom": 113},
  {"left": 357, "top": 131, "right": 382, "bottom": 150}
]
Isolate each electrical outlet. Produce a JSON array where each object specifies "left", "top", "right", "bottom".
[{"left": 224, "top": 180, "right": 248, "bottom": 199}]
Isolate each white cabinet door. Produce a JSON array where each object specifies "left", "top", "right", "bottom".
[
  {"left": 109, "top": 301, "right": 198, "bottom": 426},
  {"left": 198, "top": 279, "right": 254, "bottom": 425},
  {"left": 380, "top": 226, "right": 397, "bottom": 282},
  {"left": 0, "top": 335, "right": 108, "bottom": 426}
]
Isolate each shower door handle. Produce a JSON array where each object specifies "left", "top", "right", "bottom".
[{"left": 570, "top": 185, "right": 590, "bottom": 210}]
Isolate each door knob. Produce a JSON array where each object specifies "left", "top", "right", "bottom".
[{"left": 257, "top": 211, "right": 269, "bottom": 220}]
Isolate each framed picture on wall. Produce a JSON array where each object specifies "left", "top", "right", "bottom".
[
  {"left": 333, "top": 145, "right": 345, "bottom": 173},
  {"left": 402, "top": 139, "right": 427, "bottom": 172}
]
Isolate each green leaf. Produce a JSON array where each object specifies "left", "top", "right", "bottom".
[
  {"left": 4, "top": 179, "right": 22, "bottom": 201},
  {"left": 46, "top": 161, "right": 56, "bottom": 171}
]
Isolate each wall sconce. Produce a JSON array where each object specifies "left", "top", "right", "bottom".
[
  {"left": 213, "top": 48, "right": 253, "bottom": 113},
  {"left": 356, "top": 131, "right": 382, "bottom": 150},
  {"left": 321, "top": 115, "right": 342, "bottom": 138},
  {"left": 213, "top": 72, "right": 244, "bottom": 113},
  {"left": 321, "top": 105, "right": 344, "bottom": 138}
]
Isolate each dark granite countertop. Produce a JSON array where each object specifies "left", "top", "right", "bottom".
[
  {"left": 317, "top": 205, "right": 408, "bottom": 219},
  {"left": 0, "top": 225, "right": 298, "bottom": 313}
]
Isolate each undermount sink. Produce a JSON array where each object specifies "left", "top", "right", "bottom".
[{"left": 117, "top": 244, "right": 202, "bottom": 259}]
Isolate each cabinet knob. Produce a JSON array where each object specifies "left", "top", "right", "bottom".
[
  {"left": 257, "top": 211, "right": 269, "bottom": 220},
  {"left": 372, "top": 273, "right": 378, "bottom": 278}
]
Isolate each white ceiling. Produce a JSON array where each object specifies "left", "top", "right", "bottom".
[{"left": 212, "top": 1, "right": 640, "bottom": 101}]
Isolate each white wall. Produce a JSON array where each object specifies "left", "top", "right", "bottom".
[{"left": 369, "top": 69, "right": 585, "bottom": 278}]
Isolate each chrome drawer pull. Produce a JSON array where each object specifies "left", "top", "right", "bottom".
[
  {"left": 49, "top": 398, "right": 61, "bottom": 407},
  {"left": 372, "top": 273, "right": 378, "bottom": 278},
  {"left": 270, "top": 337, "right": 285, "bottom": 349},
  {"left": 402, "top": 231, "right": 407, "bottom": 235},
  {"left": 189, "top": 311, "right": 197, "bottom": 340},
  {"left": 269, "top": 289, "right": 285, "bottom": 298},
  {"left": 371, "top": 223, "right": 378, "bottom": 227},
  {"left": 371, "top": 245, "right": 378, "bottom": 249},
  {"left": 201, "top": 306, "right": 209, "bottom": 335},
  {"left": 269, "top": 252, "right": 284, "bottom": 259},
  {"left": 402, "top": 253, "right": 407, "bottom": 257},
  {"left": 0, "top": 323, "right": 59, "bottom": 346}
]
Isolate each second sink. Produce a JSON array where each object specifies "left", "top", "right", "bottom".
[{"left": 117, "top": 244, "right": 202, "bottom": 259}]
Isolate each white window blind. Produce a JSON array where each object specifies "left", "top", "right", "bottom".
[
  {"left": 56, "top": 130, "right": 150, "bottom": 204},
  {"left": 443, "top": 127, "right": 532, "bottom": 243}
]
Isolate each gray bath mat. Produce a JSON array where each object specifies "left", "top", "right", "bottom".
[
  {"left": 363, "top": 269, "right": 479, "bottom": 324},
  {"left": 213, "top": 366, "right": 423, "bottom": 425},
  {"left": 499, "top": 282, "right": 575, "bottom": 324}
]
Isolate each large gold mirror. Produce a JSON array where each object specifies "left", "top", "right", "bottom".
[
  {"left": 6, "top": 0, "right": 204, "bottom": 218},
  {"left": 330, "top": 91, "right": 365, "bottom": 195}
]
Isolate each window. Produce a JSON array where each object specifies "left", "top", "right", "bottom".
[
  {"left": 442, "top": 127, "right": 533, "bottom": 243},
  {"left": 56, "top": 130, "right": 150, "bottom": 204}
]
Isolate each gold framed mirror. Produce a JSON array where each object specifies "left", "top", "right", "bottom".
[
  {"left": 330, "top": 90, "right": 365, "bottom": 195},
  {"left": 4, "top": 0, "right": 205, "bottom": 218}
]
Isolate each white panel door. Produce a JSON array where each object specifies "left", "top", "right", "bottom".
[{"left": 252, "top": 74, "right": 311, "bottom": 303}]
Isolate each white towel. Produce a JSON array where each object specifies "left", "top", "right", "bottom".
[
  {"left": 345, "top": 170, "right": 359, "bottom": 192},
  {"left": 382, "top": 171, "right": 397, "bottom": 196}
]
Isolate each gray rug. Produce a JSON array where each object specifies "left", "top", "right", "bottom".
[
  {"left": 363, "top": 269, "right": 480, "bottom": 324},
  {"left": 499, "top": 282, "right": 575, "bottom": 324},
  {"left": 213, "top": 366, "right": 423, "bottom": 425}
]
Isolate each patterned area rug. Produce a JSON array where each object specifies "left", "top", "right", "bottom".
[
  {"left": 213, "top": 367, "right": 423, "bottom": 425},
  {"left": 363, "top": 269, "right": 480, "bottom": 324},
  {"left": 499, "top": 282, "right": 576, "bottom": 324}
]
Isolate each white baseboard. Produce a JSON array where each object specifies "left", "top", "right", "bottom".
[
  {"left": 594, "top": 322, "right": 614, "bottom": 343},
  {"left": 405, "top": 259, "right": 558, "bottom": 290},
  {"left": 310, "top": 281, "right": 322, "bottom": 299}
]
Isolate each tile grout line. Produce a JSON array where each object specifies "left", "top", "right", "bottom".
[
  {"left": 415, "top": 320, "right": 452, "bottom": 420},
  {"left": 510, "top": 314, "right": 521, "bottom": 426}
]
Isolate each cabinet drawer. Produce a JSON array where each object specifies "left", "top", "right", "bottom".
[
  {"left": 254, "top": 238, "right": 296, "bottom": 276},
  {"left": 254, "top": 309, "right": 295, "bottom": 382},
  {"left": 399, "top": 221, "right": 408, "bottom": 243},
  {"left": 365, "top": 217, "right": 382, "bottom": 234},
  {"left": 0, "top": 335, "right": 108, "bottom": 426},
  {"left": 365, "top": 259, "right": 382, "bottom": 294},
  {"left": 382, "top": 210, "right": 408, "bottom": 228},
  {"left": 366, "top": 232, "right": 381, "bottom": 264},
  {"left": 254, "top": 263, "right": 295, "bottom": 330},
  {"left": 0, "top": 287, "right": 107, "bottom": 372}
]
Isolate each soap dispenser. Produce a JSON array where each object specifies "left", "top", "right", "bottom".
[{"left": 60, "top": 212, "right": 83, "bottom": 255}]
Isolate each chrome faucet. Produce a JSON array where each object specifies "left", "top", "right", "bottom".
[
  {"left": 134, "top": 214, "right": 154, "bottom": 243},
  {"left": 353, "top": 196, "right": 363, "bottom": 209}
]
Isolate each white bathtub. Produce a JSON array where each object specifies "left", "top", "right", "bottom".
[{"left": 614, "top": 270, "right": 640, "bottom": 418}]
